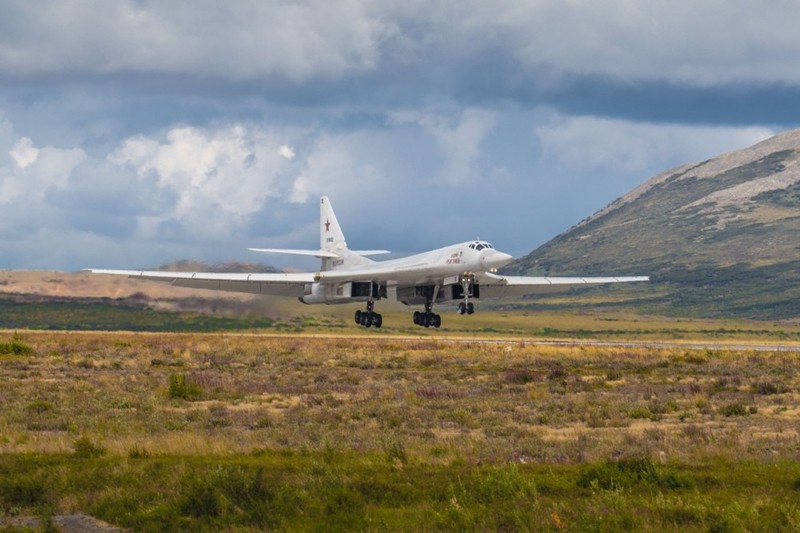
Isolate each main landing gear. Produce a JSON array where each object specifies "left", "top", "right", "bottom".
[
  {"left": 413, "top": 289, "right": 441, "bottom": 328},
  {"left": 413, "top": 310, "right": 441, "bottom": 328},
  {"left": 354, "top": 300, "right": 382, "bottom": 328}
]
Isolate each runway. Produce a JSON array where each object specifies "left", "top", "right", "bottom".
[{"left": 224, "top": 332, "right": 800, "bottom": 352}]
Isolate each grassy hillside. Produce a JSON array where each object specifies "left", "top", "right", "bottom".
[{"left": 507, "top": 130, "right": 800, "bottom": 319}]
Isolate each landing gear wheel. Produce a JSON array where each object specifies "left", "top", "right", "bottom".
[
  {"left": 355, "top": 301, "right": 382, "bottom": 328},
  {"left": 413, "top": 311, "right": 442, "bottom": 328},
  {"left": 413, "top": 285, "right": 443, "bottom": 328},
  {"left": 458, "top": 302, "right": 466, "bottom": 315},
  {"left": 466, "top": 302, "right": 474, "bottom": 315}
]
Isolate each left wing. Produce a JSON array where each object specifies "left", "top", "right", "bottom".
[
  {"left": 477, "top": 273, "right": 650, "bottom": 298},
  {"left": 85, "top": 269, "right": 316, "bottom": 297}
]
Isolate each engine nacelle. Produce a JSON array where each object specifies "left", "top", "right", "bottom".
[
  {"left": 300, "top": 282, "right": 344, "bottom": 304},
  {"left": 299, "top": 281, "right": 386, "bottom": 304}
]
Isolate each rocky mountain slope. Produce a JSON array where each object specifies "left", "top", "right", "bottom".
[{"left": 506, "top": 129, "right": 800, "bottom": 319}]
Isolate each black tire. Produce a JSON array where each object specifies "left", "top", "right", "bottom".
[
  {"left": 373, "top": 313, "right": 382, "bottom": 328},
  {"left": 458, "top": 302, "right": 466, "bottom": 315},
  {"left": 432, "top": 314, "right": 441, "bottom": 328},
  {"left": 423, "top": 313, "right": 431, "bottom": 328},
  {"left": 413, "top": 311, "right": 420, "bottom": 325},
  {"left": 467, "top": 302, "right": 475, "bottom": 315},
  {"left": 364, "top": 311, "right": 372, "bottom": 328},
  {"left": 355, "top": 310, "right": 362, "bottom": 324}
]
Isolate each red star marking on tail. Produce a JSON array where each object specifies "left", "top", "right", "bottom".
[{"left": 325, "top": 219, "right": 331, "bottom": 232}]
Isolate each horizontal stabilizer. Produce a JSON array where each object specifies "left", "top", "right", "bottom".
[
  {"left": 248, "top": 247, "right": 389, "bottom": 258},
  {"left": 248, "top": 248, "right": 339, "bottom": 258},
  {"left": 351, "top": 250, "right": 390, "bottom": 256}
]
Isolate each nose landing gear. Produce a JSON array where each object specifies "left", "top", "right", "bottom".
[
  {"left": 457, "top": 275, "right": 476, "bottom": 315},
  {"left": 457, "top": 302, "right": 475, "bottom": 315}
]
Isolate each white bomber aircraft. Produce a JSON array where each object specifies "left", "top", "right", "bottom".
[{"left": 88, "top": 196, "right": 648, "bottom": 329}]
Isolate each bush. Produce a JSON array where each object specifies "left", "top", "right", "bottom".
[
  {"left": 753, "top": 381, "right": 788, "bottom": 395},
  {"left": 0, "top": 476, "right": 48, "bottom": 507},
  {"left": 0, "top": 337, "right": 34, "bottom": 355},
  {"left": 719, "top": 402, "right": 748, "bottom": 417},
  {"left": 504, "top": 368, "right": 536, "bottom": 384},
  {"left": 180, "top": 479, "right": 229, "bottom": 518},
  {"left": 168, "top": 373, "right": 204, "bottom": 400},
  {"left": 72, "top": 437, "right": 106, "bottom": 458},
  {"left": 577, "top": 457, "right": 694, "bottom": 491}
]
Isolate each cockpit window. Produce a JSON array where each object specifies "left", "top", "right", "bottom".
[{"left": 470, "top": 241, "right": 494, "bottom": 251}]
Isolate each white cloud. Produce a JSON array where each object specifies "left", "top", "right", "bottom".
[
  {"left": 9, "top": 137, "right": 39, "bottom": 169},
  {"left": 536, "top": 115, "right": 774, "bottom": 176},
  {"left": 290, "top": 133, "right": 384, "bottom": 203},
  {"left": 0, "top": 123, "right": 85, "bottom": 208},
  {"left": 108, "top": 124, "right": 295, "bottom": 237},
  {"left": 278, "top": 145, "right": 296, "bottom": 160}
]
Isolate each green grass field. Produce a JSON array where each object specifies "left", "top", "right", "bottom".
[
  {"left": 5, "top": 291, "right": 800, "bottom": 342},
  {"left": 2, "top": 331, "right": 800, "bottom": 531}
]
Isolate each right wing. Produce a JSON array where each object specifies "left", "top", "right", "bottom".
[
  {"left": 477, "top": 273, "right": 649, "bottom": 298},
  {"left": 85, "top": 269, "right": 316, "bottom": 297}
]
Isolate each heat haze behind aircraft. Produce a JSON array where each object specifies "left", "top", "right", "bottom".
[{"left": 88, "top": 196, "right": 648, "bottom": 328}]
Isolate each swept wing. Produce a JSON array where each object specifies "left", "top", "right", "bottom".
[
  {"left": 86, "top": 269, "right": 315, "bottom": 297},
  {"left": 477, "top": 273, "right": 650, "bottom": 298}
]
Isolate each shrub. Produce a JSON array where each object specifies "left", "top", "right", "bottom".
[
  {"left": 384, "top": 439, "right": 408, "bottom": 466},
  {"left": 72, "top": 437, "right": 106, "bottom": 458},
  {"left": 577, "top": 457, "right": 694, "bottom": 491},
  {"left": 0, "top": 476, "right": 48, "bottom": 507},
  {"left": 180, "top": 479, "right": 229, "bottom": 518},
  {"left": 719, "top": 402, "right": 748, "bottom": 417},
  {"left": 629, "top": 406, "right": 653, "bottom": 420},
  {"left": 753, "top": 381, "right": 788, "bottom": 395},
  {"left": 25, "top": 400, "right": 54, "bottom": 415},
  {"left": 0, "top": 338, "right": 33, "bottom": 355},
  {"left": 168, "top": 373, "right": 204, "bottom": 400},
  {"left": 504, "top": 368, "right": 536, "bottom": 384},
  {"left": 128, "top": 446, "right": 151, "bottom": 459}
]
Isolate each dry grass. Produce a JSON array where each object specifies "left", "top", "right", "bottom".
[{"left": 2, "top": 331, "right": 799, "bottom": 466}]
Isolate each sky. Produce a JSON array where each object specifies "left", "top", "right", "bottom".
[{"left": 1, "top": 0, "right": 799, "bottom": 271}]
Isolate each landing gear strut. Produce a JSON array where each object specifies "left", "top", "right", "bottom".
[
  {"left": 413, "top": 287, "right": 441, "bottom": 328},
  {"left": 457, "top": 275, "right": 475, "bottom": 315},
  {"left": 355, "top": 300, "right": 382, "bottom": 328}
]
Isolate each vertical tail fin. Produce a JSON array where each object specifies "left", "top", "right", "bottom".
[
  {"left": 320, "top": 196, "right": 346, "bottom": 252},
  {"left": 318, "top": 196, "right": 372, "bottom": 271}
]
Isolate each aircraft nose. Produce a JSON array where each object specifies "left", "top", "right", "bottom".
[{"left": 481, "top": 250, "right": 513, "bottom": 270}]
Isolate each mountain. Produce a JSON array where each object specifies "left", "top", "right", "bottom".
[{"left": 506, "top": 129, "right": 800, "bottom": 319}]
